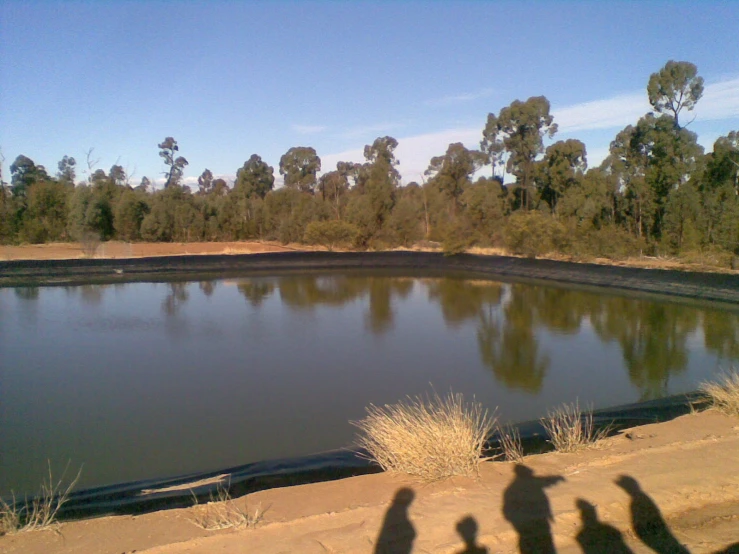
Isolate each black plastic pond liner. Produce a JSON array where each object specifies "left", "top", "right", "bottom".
[
  {"left": 2, "top": 251, "right": 739, "bottom": 305},
  {"left": 46, "top": 392, "right": 705, "bottom": 521}
]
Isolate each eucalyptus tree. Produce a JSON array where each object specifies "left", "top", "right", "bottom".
[
  {"left": 461, "top": 177, "right": 505, "bottom": 239},
  {"left": 487, "top": 96, "right": 558, "bottom": 210},
  {"left": 279, "top": 146, "right": 321, "bottom": 193},
  {"left": 10, "top": 155, "right": 48, "bottom": 196},
  {"left": 197, "top": 169, "right": 214, "bottom": 195},
  {"left": 647, "top": 60, "right": 704, "bottom": 128},
  {"left": 535, "top": 139, "right": 587, "bottom": 215},
  {"left": 109, "top": 165, "right": 127, "bottom": 188},
  {"left": 700, "top": 131, "right": 739, "bottom": 250},
  {"left": 235, "top": 155, "right": 274, "bottom": 199},
  {"left": 481, "top": 113, "right": 507, "bottom": 180},
  {"left": 232, "top": 155, "right": 274, "bottom": 238},
  {"left": 347, "top": 136, "right": 400, "bottom": 240},
  {"left": 606, "top": 113, "right": 703, "bottom": 241},
  {"left": 318, "top": 169, "right": 348, "bottom": 219},
  {"left": 425, "top": 142, "right": 486, "bottom": 216},
  {"left": 158, "top": 137, "right": 189, "bottom": 188},
  {"left": 57, "top": 155, "right": 77, "bottom": 186}
]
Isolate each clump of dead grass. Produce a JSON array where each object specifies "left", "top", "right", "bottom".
[
  {"left": 700, "top": 370, "right": 739, "bottom": 416},
  {"left": 495, "top": 423, "right": 524, "bottom": 462},
  {"left": 541, "top": 401, "right": 610, "bottom": 453},
  {"left": 352, "top": 392, "right": 496, "bottom": 481},
  {"left": 0, "top": 462, "right": 81, "bottom": 535},
  {"left": 189, "top": 485, "right": 264, "bottom": 531}
]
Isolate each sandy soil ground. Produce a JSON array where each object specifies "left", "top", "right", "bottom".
[
  {"left": 2, "top": 410, "right": 739, "bottom": 554},
  {"left": 0, "top": 241, "right": 303, "bottom": 260},
  {"left": 1, "top": 241, "right": 737, "bottom": 276}
]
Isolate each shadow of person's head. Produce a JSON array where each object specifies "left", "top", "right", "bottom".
[
  {"left": 514, "top": 464, "right": 534, "bottom": 478},
  {"left": 615, "top": 475, "right": 640, "bottom": 494},
  {"left": 456, "top": 516, "right": 478, "bottom": 543},
  {"left": 392, "top": 487, "right": 415, "bottom": 507},
  {"left": 576, "top": 499, "right": 597, "bottom": 523}
]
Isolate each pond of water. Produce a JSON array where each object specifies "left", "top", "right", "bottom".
[{"left": 1, "top": 272, "right": 738, "bottom": 496}]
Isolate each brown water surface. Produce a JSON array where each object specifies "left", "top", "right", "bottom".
[{"left": 1, "top": 272, "right": 737, "bottom": 496}]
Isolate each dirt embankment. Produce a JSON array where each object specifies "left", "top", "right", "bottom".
[
  {"left": 2, "top": 410, "right": 739, "bottom": 553},
  {"left": 0, "top": 241, "right": 299, "bottom": 260}
]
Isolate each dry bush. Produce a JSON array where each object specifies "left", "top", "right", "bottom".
[
  {"left": 541, "top": 401, "right": 609, "bottom": 453},
  {"left": 0, "top": 462, "right": 81, "bottom": 535},
  {"left": 79, "top": 231, "right": 101, "bottom": 258},
  {"left": 352, "top": 392, "right": 496, "bottom": 481},
  {"left": 496, "top": 423, "right": 524, "bottom": 462},
  {"left": 189, "top": 486, "right": 264, "bottom": 531},
  {"left": 700, "top": 370, "right": 739, "bottom": 416}
]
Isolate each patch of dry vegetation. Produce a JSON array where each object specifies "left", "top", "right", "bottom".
[
  {"left": 541, "top": 401, "right": 610, "bottom": 453},
  {"left": 352, "top": 392, "right": 496, "bottom": 481},
  {"left": 0, "top": 463, "right": 81, "bottom": 536},
  {"left": 495, "top": 423, "right": 524, "bottom": 462},
  {"left": 189, "top": 485, "right": 264, "bottom": 531},
  {"left": 700, "top": 370, "right": 739, "bottom": 416}
]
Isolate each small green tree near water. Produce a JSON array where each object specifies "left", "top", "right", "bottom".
[
  {"left": 303, "top": 220, "right": 359, "bottom": 251},
  {"left": 504, "top": 211, "right": 567, "bottom": 258}
]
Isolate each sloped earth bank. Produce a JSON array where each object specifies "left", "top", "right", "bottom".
[
  {"left": 2, "top": 411, "right": 739, "bottom": 553},
  {"left": 0, "top": 240, "right": 298, "bottom": 260},
  {"left": 2, "top": 251, "right": 739, "bottom": 306}
]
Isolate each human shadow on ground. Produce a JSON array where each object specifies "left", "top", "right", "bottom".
[
  {"left": 455, "top": 515, "right": 488, "bottom": 554},
  {"left": 502, "top": 464, "right": 565, "bottom": 554},
  {"left": 616, "top": 475, "right": 690, "bottom": 554},
  {"left": 374, "top": 487, "right": 416, "bottom": 554},
  {"left": 575, "top": 498, "right": 633, "bottom": 553}
]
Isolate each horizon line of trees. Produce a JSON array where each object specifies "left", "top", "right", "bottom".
[{"left": 1, "top": 60, "right": 738, "bottom": 265}]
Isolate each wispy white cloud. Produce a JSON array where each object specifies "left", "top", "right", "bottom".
[
  {"left": 425, "top": 88, "right": 495, "bottom": 107},
  {"left": 292, "top": 124, "right": 327, "bottom": 135},
  {"left": 553, "top": 92, "right": 649, "bottom": 134},
  {"left": 340, "top": 122, "right": 404, "bottom": 139},
  {"left": 554, "top": 76, "right": 739, "bottom": 134},
  {"left": 697, "top": 77, "right": 739, "bottom": 121}
]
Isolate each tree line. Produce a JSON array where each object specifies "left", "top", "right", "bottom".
[{"left": 1, "top": 60, "right": 738, "bottom": 264}]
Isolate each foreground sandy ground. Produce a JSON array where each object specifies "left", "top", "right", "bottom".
[
  {"left": 1, "top": 241, "right": 737, "bottom": 275},
  {"left": 2, "top": 410, "right": 739, "bottom": 553}
]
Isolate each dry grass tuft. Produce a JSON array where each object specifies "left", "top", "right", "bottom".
[
  {"left": 541, "top": 401, "right": 609, "bottom": 453},
  {"left": 352, "top": 392, "right": 496, "bottom": 481},
  {"left": 189, "top": 486, "right": 264, "bottom": 531},
  {"left": 496, "top": 423, "right": 524, "bottom": 462},
  {"left": 700, "top": 370, "right": 739, "bottom": 416},
  {"left": 0, "top": 462, "right": 81, "bottom": 535}
]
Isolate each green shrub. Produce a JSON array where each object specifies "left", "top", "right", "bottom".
[
  {"left": 567, "top": 224, "right": 647, "bottom": 260},
  {"left": 303, "top": 220, "right": 359, "bottom": 251},
  {"left": 503, "top": 211, "right": 566, "bottom": 258}
]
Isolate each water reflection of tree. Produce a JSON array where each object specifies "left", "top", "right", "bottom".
[
  {"left": 426, "top": 278, "right": 503, "bottom": 327},
  {"left": 586, "top": 298, "right": 699, "bottom": 400},
  {"left": 476, "top": 286, "right": 550, "bottom": 393},
  {"left": 79, "top": 284, "right": 105, "bottom": 305},
  {"left": 236, "top": 280, "right": 274, "bottom": 307},
  {"left": 702, "top": 309, "right": 739, "bottom": 362},
  {"left": 162, "top": 282, "right": 189, "bottom": 316},
  {"left": 199, "top": 280, "right": 217, "bottom": 297},
  {"left": 468, "top": 284, "right": 736, "bottom": 399},
  {"left": 14, "top": 287, "right": 39, "bottom": 300},
  {"left": 275, "top": 275, "right": 415, "bottom": 334}
]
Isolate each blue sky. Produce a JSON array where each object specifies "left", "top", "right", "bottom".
[{"left": 1, "top": 1, "right": 738, "bottom": 188}]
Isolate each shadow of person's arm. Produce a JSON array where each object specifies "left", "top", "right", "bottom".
[{"left": 541, "top": 475, "right": 565, "bottom": 488}]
